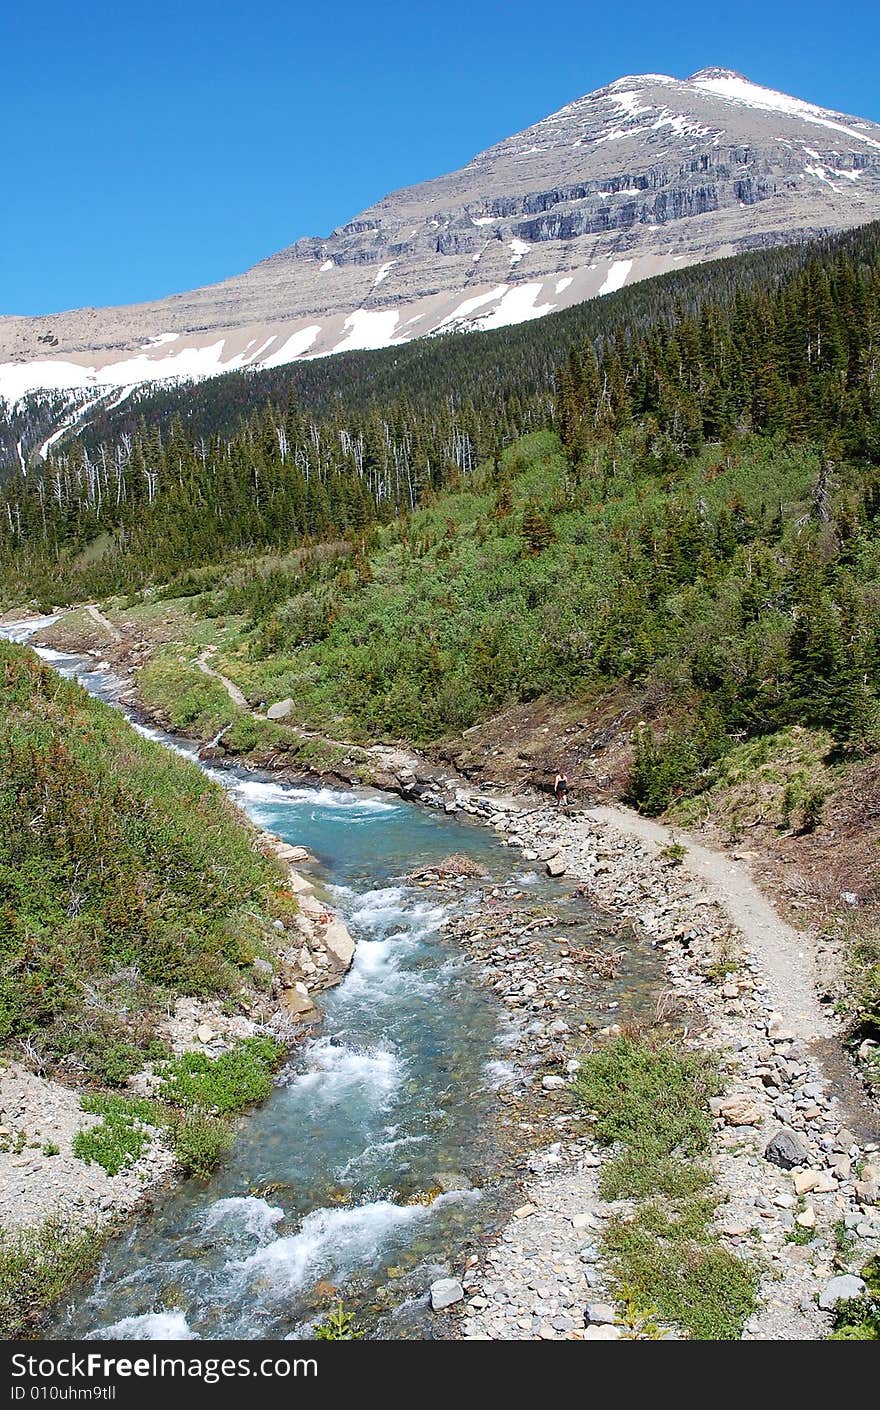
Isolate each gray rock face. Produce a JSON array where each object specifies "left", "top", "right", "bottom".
[
  {"left": 765, "top": 1128, "right": 812, "bottom": 1169},
  {"left": 2, "top": 66, "right": 880, "bottom": 409},
  {"left": 818, "top": 1275, "right": 867, "bottom": 1311}
]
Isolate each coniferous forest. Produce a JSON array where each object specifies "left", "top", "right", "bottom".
[{"left": 1, "top": 219, "right": 880, "bottom": 810}]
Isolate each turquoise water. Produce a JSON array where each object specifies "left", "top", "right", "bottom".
[{"left": 2, "top": 624, "right": 648, "bottom": 1340}]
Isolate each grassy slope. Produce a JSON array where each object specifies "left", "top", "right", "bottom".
[{"left": 0, "top": 641, "right": 288, "bottom": 1085}]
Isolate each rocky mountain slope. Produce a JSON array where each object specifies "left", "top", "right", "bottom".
[{"left": 2, "top": 66, "right": 880, "bottom": 419}]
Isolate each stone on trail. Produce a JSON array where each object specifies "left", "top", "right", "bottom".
[
  {"left": 542, "top": 1075, "right": 566, "bottom": 1090},
  {"left": 513, "top": 1204, "right": 536, "bottom": 1219},
  {"left": 546, "top": 857, "right": 567, "bottom": 877},
  {"left": 583, "top": 1324, "right": 621, "bottom": 1340},
  {"left": 793, "top": 1170, "right": 820, "bottom": 1195},
  {"left": 266, "top": 698, "right": 294, "bottom": 720},
  {"left": 430, "top": 1278, "right": 464, "bottom": 1311},
  {"left": 818, "top": 1275, "right": 867, "bottom": 1311},
  {"left": 765, "top": 1128, "right": 811, "bottom": 1170},
  {"left": 196, "top": 1023, "right": 216, "bottom": 1044}
]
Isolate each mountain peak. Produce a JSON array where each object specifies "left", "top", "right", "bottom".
[
  {"left": 686, "top": 66, "right": 749, "bottom": 83},
  {"left": 2, "top": 63, "right": 880, "bottom": 425}
]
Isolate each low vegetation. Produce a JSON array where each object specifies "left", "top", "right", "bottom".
[
  {"left": 576, "top": 1031, "right": 759, "bottom": 1339},
  {"left": 0, "top": 642, "right": 289, "bottom": 1081},
  {"left": 73, "top": 1038, "right": 286, "bottom": 1180},
  {"left": 158, "top": 1036, "right": 285, "bottom": 1113},
  {"left": 0, "top": 1218, "right": 104, "bottom": 1339},
  {"left": 829, "top": 1256, "right": 880, "bottom": 1340}
]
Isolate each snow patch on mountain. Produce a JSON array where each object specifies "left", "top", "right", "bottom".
[{"left": 597, "top": 259, "right": 634, "bottom": 296}]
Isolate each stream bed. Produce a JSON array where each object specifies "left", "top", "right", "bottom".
[{"left": 3, "top": 622, "right": 658, "bottom": 1340}]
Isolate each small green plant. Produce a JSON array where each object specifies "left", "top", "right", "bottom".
[
  {"left": 315, "top": 1301, "right": 364, "bottom": 1340},
  {"left": 73, "top": 1117, "right": 147, "bottom": 1176},
  {"left": 73, "top": 1094, "right": 162, "bottom": 1176},
  {"left": 576, "top": 1033, "right": 719, "bottom": 1199},
  {"left": 169, "top": 1109, "right": 233, "bottom": 1179},
  {"left": 659, "top": 841, "right": 687, "bottom": 866},
  {"left": 604, "top": 1199, "right": 759, "bottom": 1341},
  {"left": 617, "top": 1284, "right": 665, "bottom": 1339},
  {"left": 833, "top": 1219, "right": 854, "bottom": 1262},
  {"left": 799, "top": 785, "right": 826, "bottom": 832},
  {"left": 576, "top": 1030, "right": 757, "bottom": 1339},
  {"left": 158, "top": 1036, "right": 285, "bottom": 1114},
  {"left": 41, "top": 1142, "right": 60, "bottom": 1157}
]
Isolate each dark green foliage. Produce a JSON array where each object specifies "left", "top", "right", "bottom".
[
  {"left": 3, "top": 222, "right": 880, "bottom": 607},
  {"left": 576, "top": 1032, "right": 758, "bottom": 1338},
  {"left": 602, "top": 1200, "right": 760, "bottom": 1341},
  {"left": 169, "top": 1109, "right": 234, "bottom": 1179}
]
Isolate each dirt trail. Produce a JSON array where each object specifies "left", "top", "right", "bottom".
[
  {"left": 84, "top": 604, "right": 122, "bottom": 642},
  {"left": 587, "top": 803, "right": 832, "bottom": 1042},
  {"left": 195, "top": 648, "right": 248, "bottom": 709}
]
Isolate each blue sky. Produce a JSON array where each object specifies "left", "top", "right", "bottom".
[{"left": 2, "top": 0, "right": 879, "bottom": 315}]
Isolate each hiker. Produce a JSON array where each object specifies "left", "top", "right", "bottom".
[{"left": 553, "top": 771, "right": 570, "bottom": 806}]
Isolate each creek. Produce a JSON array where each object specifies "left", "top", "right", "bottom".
[{"left": 3, "top": 621, "right": 654, "bottom": 1339}]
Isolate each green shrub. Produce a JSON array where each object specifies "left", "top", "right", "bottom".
[
  {"left": 169, "top": 1109, "right": 234, "bottom": 1178},
  {"left": 73, "top": 1099, "right": 160, "bottom": 1176},
  {"left": 159, "top": 1036, "right": 285, "bottom": 1113},
  {"left": 315, "top": 1302, "right": 365, "bottom": 1339},
  {"left": 0, "top": 1219, "right": 104, "bottom": 1338},
  {"left": 603, "top": 1200, "right": 759, "bottom": 1340},
  {"left": 576, "top": 1034, "right": 719, "bottom": 1199}
]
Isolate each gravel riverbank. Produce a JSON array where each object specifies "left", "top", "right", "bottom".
[{"left": 429, "top": 794, "right": 880, "bottom": 1341}]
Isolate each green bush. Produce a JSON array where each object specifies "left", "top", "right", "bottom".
[
  {"left": 603, "top": 1200, "right": 759, "bottom": 1341},
  {"left": 0, "top": 1219, "right": 104, "bottom": 1338},
  {"left": 169, "top": 1108, "right": 234, "bottom": 1178},
  {"left": 159, "top": 1036, "right": 285, "bottom": 1113},
  {"left": 576, "top": 1034, "right": 719, "bottom": 1199}
]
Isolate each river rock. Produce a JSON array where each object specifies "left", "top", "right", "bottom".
[
  {"left": 818, "top": 1275, "right": 867, "bottom": 1310},
  {"left": 430, "top": 1278, "right": 464, "bottom": 1311},
  {"left": 196, "top": 1024, "right": 215, "bottom": 1044},
  {"left": 583, "top": 1325, "right": 621, "bottom": 1340},
  {"left": 323, "top": 918, "right": 355, "bottom": 970},
  {"left": 546, "top": 857, "right": 567, "bottom": 877},
  {"left": 586, "top": 1302, "right": 617, "bottom": 1325},
  {"left": 542, "top": 1075, "right": 566, "bottom": 1090},
  {"left": 793, "top": 1170, "right": 820, "bottom": 1195},
  {"left": 282, "top": 983, "right": 315, "bottom": 1016},
  {"left": 719, "top": 1095, "right": 764, "bottom": 1126},
  {"left": 765, "top": 1128, "right": 811, "bottom": 1170},
  {"left": 266, "top": 698, "right": 294, "bottom": 720}
]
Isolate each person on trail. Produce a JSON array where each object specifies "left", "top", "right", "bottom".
[{"left": 553, "top": 771, "right": 570, "bottom": 807}]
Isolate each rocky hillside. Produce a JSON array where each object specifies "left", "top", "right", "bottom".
[{"left": 2, "top": 67, "right": 879, "bottom": 422}]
